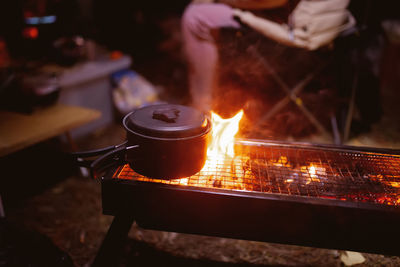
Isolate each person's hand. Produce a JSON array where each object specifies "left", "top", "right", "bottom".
[
  {"left": 232, "top": 8, "right": 308, "bottom": 49},
  {"left": 232, "top": 9, "right": 256, "bottom": 25}
]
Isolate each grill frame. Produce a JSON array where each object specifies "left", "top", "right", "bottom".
[
  {"left": 111, "top": 139, "right": 400, "bottom": 210},
  {"left": 100, "top": 139, "right": 400, "bottom": 257},
  {"left": 102, "top": 175, "right": 400, "bottom": 256}
]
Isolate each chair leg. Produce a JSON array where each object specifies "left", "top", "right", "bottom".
[
  {"left": 248, "top": 46, "right": 331, "bottom": 137},
  {"left": 92, "top": 215, "right": 134, "bottom": 267},
  {"left": 330, "top": 114, "right": 342, "bottom": 145},
  {"left": 0, "top": 195, "right": 5, "bottom": 218},
  {"left": 343, "top": 67, "right": 359, "bottom": 142},
  {"left": 256, "top": 65, "right": 322, "bottom": 126},
  {"left": 259, "top": 96, "right": 291, "bottom": 123},
  {"left": 295, "top": 100, "right": 331, "bottom": 137}
]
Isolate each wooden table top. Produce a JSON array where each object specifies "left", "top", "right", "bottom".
[{"left": 0, "top": 104, "right": 101, "bottom": 157}]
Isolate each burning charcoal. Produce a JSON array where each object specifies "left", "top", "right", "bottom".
[
  {"left": 213, "top": 179, "right": 222, "bottom": 188},
  {"left": 354, "top": 162, "right": 366, "bottom": 176}
]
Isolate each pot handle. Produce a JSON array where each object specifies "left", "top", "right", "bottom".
[
  {"left": 71, "top": 141, "right": 128, "bottom": 159},
  {"left": 90, "top": 145, "right": 139, "bottom": 179}
]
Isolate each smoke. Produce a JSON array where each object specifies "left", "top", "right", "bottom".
[{"left": 213, "top": 28, "right": 338, "bottom": 139}]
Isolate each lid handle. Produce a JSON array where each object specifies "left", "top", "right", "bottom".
[{"left": 152, "top": 108, "right": 180, "bottom": 123}]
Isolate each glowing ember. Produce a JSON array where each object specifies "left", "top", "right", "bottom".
[
  {"left": 300, "top": 164, "right": 325, "bottom": 184},
  {"left": 268, "top": 156, "right": 326, "bottom": 185},
  {"left": 371, "top": 174, "right": 400, "bottom": 188},
  {"left": 272, "top": 156, "right": 292, "bottom": 168}
]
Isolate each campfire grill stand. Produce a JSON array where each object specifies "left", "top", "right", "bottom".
[{"left": 91, "top": 140, "right": 400, "bottom": 267}]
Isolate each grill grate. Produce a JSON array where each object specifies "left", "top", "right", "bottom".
[{"left": 113, "top": 142, "right": 400, "bottom": 206}]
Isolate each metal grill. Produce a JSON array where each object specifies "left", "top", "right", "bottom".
[{"left": 113, "top": 140, "right": 400, "bottom": 206}]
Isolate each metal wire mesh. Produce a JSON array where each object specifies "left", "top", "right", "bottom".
[{"left": 114, "top": 143, "right": 400, "bottom": 206}]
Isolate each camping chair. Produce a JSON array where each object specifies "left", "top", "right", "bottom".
[{"left": 232, "top": 0, "right": 357, "bottom": 143}]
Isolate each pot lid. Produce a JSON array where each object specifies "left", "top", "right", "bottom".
[{"left": 124, "top": 104, "right": 210, "bottom": 138}]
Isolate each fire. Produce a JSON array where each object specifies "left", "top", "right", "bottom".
[
  {"left": 273, "top": 156, "right": 292, "bottom": 168},
  {"left": 130, "top": 109, "right": 331, "bottom": 190},
  {"left": 196, "top": 110, "right": 252, "bottom": 189},
  {"left": 272, "top": 159, "right": 326, "bottom": 185},
  {"left": 116, "top": 116, "right": 400, "bottom": 205},
  {"left": 300, "top": 164, "right": 325, "bottom": 184},
  {"left": 371, "top": 174, "right": 400, "bottom": 188},
  {"left": 206, "top": 111, "right": 243, "bottom": 158}
]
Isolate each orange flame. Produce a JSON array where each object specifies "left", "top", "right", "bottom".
[
  {"left": 206, "top": 110, "right": 243, "bottom": 160},
  {"left": 372, "top": 174, "right": 400, "bottom": 188},
  {"left": 195, "top": 110, "right": 251, "bottom": 189},
  {"left": 300, "top": 164, "right": 324, "bottom": 184}
]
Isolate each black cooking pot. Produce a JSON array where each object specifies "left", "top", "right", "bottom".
[{"left": 74, "top": 104, "right": 211, "bottom": 179}]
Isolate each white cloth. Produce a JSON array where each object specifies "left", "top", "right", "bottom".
[
  {"left": 290, "top": 0, "right": 355, "bottom": 49},
  {"left": 234, "top": 0, "right": 356, "bottom": 50}
]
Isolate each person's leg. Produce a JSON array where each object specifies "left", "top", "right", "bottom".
[{"left": 181, "top": 3, "right": 240, "bottom": 112}]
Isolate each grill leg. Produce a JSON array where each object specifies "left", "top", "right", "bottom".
[
  {"left": 92, "top": 215, "right": 134, "bottom": 267},
  {"left": 0, "top": 194, "right": 5, "bottom": 218}
]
